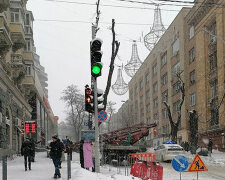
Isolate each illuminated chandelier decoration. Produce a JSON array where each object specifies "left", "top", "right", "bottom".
[
  {"left": 144, "top": 4, "right": 165, "bottom": 51},
  {"left": 112, "top": 67, "right": 128, "bottom": 95},
  {"left": 124, "top": 40, "right": 142, "bottom": 77}
]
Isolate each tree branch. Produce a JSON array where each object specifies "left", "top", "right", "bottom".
[{"left": 103, "top": 19, "right": 120, "bottom": 110}]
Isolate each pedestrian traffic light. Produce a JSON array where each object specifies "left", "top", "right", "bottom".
[
  {"left": 90, "top": 38, "right": 103, "bottom": 78},
  {"left": 85, "top": 85, "right": 94, "bottom": 113}
]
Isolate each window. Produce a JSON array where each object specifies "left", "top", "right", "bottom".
[
  {"left": 141, "top": 108, "right": 144, "bottom": 117},
  {"left": 163, "top": 124, "right": 169, "bottom": 134},
  {"left": 146, "top": 89, "right": 150, "bottom": 98},
  {"left": 140, "top": 95, "right": 144, "bottom": 104},
  {"left": 210, "top": 110, "right": 219, "bottom": 126},
  {"left": 25, "top": 13, "right": 30, "bottom": 26},
  {"left": 153, "top": 97, "right": 158, "bottom": 108},
  {"left": 190, "top": 70, "right": 195, "bottom": 85},
  {"left": 189, "top": 48, "right": 195, "bottom": 63},
  {"left": 210, "top": 80, "right": 218, "bottom": 99},
  {"left": 162, "top": 109, "right": 168, "bottom": 119},
  {"left": 172, "top": 38, "right": 179, "bottom": 56},
  {"left": 146, "top": 104, "right": 150, "bottom": 113},
  {"left": 25, "top": 39, "right": 32, "bottom": 52},
  {"left": 173, "top": 100, "right": 180, "bottom": 113},
  {"left": 10, "top": 8, "right": 20, "bottom": 23},
  {"left": 209, "top": 52, "right": 217, "bottom": 71},
  {"left": 172, "top": 62, "right": 180, "bottom": 75},
  {"left": 154, "top": 113, "right": 158, "bottom": 121},
  {"left": 26, "top": 65, "right": 32, "bottom": 76},
  {"left": 152, "top": 64, "right": 157, "bottom": 76},
  {"left": 161, "top": 52, "right": 167, "bottom": 67},
  {"left": 139, "top": 79, "right": 143, "bottom": 90},
  {"left": 162, "top": 90, "right": 168, "bottom": 103},
  {"left": 173, "top": 81, "right": 180, "bottom": 95},
  {"left": 161, "top": 73, "right": 168, "bottom": 86},
  {"left": 190, "top": 93, "right": 196, "bottom": 106},
  {"left": 135, "top": 85, "right": 138, "bottom": 95},
  {"left": 146, "top": 73, "right": 150, "bottom": 84},
  {"left": 153, "top": 82, "right": 158, "bottom": 93},
  {"left": 189, "top": 25, "right": 194, "bottom": 39}
]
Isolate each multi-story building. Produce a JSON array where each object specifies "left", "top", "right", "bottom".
[
  {"left": 185, "top": 0, "right": 225, "bottom": 151},
  {"left": 0, "top": 0, "right": 57, "bottom": 154},
  {"left": 128, "top": 8, "right": 190, "bottom": 148}
]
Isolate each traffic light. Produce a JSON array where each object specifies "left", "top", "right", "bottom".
[
  {"left": 25, "top": 123, "right": 29, "bottom": 134},
  {"left": 90, "top": 38, "right": 103, "bottom": 78},
  {"left": 21, "top": 120, "right": 24, "bottom": 135},
  {"left": 85, "top": 85, "right": 94, "bottom": 113},
  {"left": 96, "top": 88, "right": 104, "bottom": 112}
]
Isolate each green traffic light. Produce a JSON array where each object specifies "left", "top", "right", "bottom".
[{"left": 92, "top": 65, "right": 101, "bottom": 75}]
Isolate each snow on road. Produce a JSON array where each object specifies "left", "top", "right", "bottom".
[{"left": 0, "top": 151, "right": 224, "bottom": 180}]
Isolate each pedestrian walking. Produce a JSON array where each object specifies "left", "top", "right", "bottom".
[
  {"left": 83, "top": 140, "right": 94, "bottom": 170},
  {"left": 80, "top": 140, "right": 84, "bottom": 168},
  {"left": 208, "top": 138, "right": 213, "bottom": 157},
  {"left": 21, "top": 137, "right": 33, "bottom": 171},
  {"left": 49, "top": 135, "right": 64, "bottom": 179}
]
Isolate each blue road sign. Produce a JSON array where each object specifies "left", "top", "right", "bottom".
[
  {"left": 98, "top": 110, "right": 107, "bottom": 122},
  {"left": 84, "top": 122, "right": 88, "bottom": 126},
  {"left": 172, "top": 155, "right": 189, "bottom": 172}
]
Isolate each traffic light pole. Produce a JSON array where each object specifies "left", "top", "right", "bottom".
[
  {"left": 93, "top": 77, "right": 100, "bottom": 173},
  {"left": 92, "top": 24, "right": 100, "bottom": 173}
]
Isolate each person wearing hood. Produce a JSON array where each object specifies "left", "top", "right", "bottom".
[
  {"left": 49, "top": 135, "right": 63, "bottom": 178},
  {"left": 21, "top": 137, "right": 33, "bottom": 171}
]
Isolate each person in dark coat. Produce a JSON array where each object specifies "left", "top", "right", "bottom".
[
  {"left": 49, "top": 135, "right": 63, "bottom": 179},
  {"left": 80, "top": 140, "right": 84, "bottom": 168},
  {"left": 65, "top": 137, "right": 73, "bottom": 161},
  {"left": 21, "top": 137, "right": 33, "bottom": 171},
  {"left": 208, "top": 138, "right": 213, "bottom": 153}
]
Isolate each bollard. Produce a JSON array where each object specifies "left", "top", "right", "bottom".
[
  {"left": 67, "top": 153, "right": 71, "bottom": 180},
  {"left": 2, "top": 155, "right": 7, "bottom": 180}
]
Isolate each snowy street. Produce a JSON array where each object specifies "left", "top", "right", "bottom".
[{"left": 1, "top": 151, "right": 225, "bottom": 180}]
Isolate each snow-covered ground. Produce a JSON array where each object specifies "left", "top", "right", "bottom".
[{"left": 0, "top": 150, "right": 224, "bottom": 180}]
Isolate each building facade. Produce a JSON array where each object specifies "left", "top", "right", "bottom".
[
  {"left": 0, "top": 0, "right": 57, "bottom": 154},
  {"left": 128, "top": 8, "right": 190, "bottom": 148},
  {"left": 185, "top": 0, "right": 225, "bottom": 151}
]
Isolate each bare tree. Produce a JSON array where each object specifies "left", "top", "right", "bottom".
[
  {"left": 163, "top": 72, "right": 185, "bottom": 143},
  {"left": 103, "top": 19, "right": 120, "bottom": 110},
  {"left": 61, "top": 85, "right": 87, "bottom": 141}
]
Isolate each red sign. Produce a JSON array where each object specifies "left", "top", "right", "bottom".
[
  {"left": 188, "top": 154, "right": 208, "bottom": 172},
  {"left": 25, "top": 124, "right": 29, "bottom": 134},
  {"left": 31, "top": 124, "right": 36, "bottom": 133}
]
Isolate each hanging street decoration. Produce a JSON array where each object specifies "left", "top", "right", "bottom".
[
  {"left": 124, "top": 41, "right": 142, "bottom": 78},
  {"left": 144, "top": 4, "right": 165, "bottom": 52},
  {"left": 112, "top": 67, "right": 128, "bottom": 95}
]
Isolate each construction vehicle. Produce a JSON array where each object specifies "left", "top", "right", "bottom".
[{"left": 100, "top": 123, "right": 157, "bottom": 164}]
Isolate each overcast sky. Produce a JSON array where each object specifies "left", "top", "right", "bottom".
[{"left": 26, "top": 0, "right": 193, "bottom": 122}]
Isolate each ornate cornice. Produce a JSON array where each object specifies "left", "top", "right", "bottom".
[{"left": 186, "top": 0, "right": 218, "bottom": 26}]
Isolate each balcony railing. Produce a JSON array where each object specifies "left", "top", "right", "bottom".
[{"left": 11, "top": 53, "right": 23, "bottom": 66}]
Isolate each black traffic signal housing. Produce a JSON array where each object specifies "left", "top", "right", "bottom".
[
  {"left": 96, "top": 88, "right": 104, "bottom": 112},
  {"left": 90, "top": 38, "right": 103, "bottom": 78},
  {"left": 85, "top": 85, "right": 94, "bottom": 113}
]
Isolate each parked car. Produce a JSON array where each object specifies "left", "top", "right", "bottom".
[{"left": 154, "top": 144, "right": 185, "bottom": 162}]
